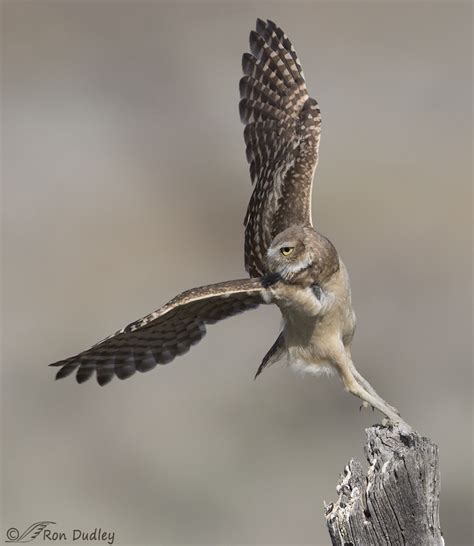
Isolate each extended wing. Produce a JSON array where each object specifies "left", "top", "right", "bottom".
[
  {"left": 240, "top": 19, "right": 321, "bottom": 277},
  {"left": 50, "top": 278, "right": 274, "bottom": 385}
]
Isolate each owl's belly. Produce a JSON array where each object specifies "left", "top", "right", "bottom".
[
  {"left": 288, "top": 349, "right": 336, "bottom": 377},
  {"left": 273, "top": 265, "right": 355, "bottom": 375},
  {"left": 282, "top": 291, "right": 351, "bottom": 375},
  {"left": 285, "top": 324, "right": 338, "bottom": 376}
]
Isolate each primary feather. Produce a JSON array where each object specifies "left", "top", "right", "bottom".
[
  {"left": 240, "top": 18, "right": 322, "bottom": 277},
  {"left": 50, "top": 279, "right": 271, "bottom": 385}
]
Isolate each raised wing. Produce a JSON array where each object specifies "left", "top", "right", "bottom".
[
  {"left": 50, "top": 278, "right": 273, "bottom": 385},
  {"left": 240, "top": 19, "right": 321, "bottom": 277}
]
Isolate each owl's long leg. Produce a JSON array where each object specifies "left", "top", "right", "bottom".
[
  {"left": 334, "top": 356, "right": 409, "bottom": 428},
  {"left": 348, "top": 361, "right": 400, "bottom": 416}
]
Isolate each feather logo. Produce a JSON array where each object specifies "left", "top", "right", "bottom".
[{"left": 5, "top": 522, "right": 55, "bottom": 543}]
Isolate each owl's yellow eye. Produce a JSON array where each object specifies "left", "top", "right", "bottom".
[{"left": 280, "top": 247, "right": 294, "bottom": 256}]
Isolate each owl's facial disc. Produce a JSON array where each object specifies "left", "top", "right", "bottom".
[{"left": 266, "top": 234, "right": 311, "bottom": 280}]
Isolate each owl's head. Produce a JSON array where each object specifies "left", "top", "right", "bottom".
[{"left": 266, "top": 226, "right": 339, "bottom": 283}]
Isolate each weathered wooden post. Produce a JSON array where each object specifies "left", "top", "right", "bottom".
[{"left": 325, "top": 423, "right": 444, "bottom": 545}]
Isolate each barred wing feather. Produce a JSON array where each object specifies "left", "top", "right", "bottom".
[
  {"left": 240, "top": 19, "right": 321, "bottom": 277},
  {"left": 50, "top": 279, "right": 271, "bottom": 385}
]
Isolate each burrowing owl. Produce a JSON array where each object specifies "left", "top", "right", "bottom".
[{"left": 50, "top": 19, "right": 405, "bottom": 425}]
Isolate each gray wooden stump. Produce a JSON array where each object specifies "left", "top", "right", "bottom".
[{"left": 325, "top": 423, "right": 444, "bottom": 545}]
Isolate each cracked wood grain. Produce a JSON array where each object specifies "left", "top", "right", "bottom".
[{"left": 325, "top": 424, "right": 444, "bottom": 546}]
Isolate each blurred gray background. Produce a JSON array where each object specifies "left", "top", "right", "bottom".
[{"left": 2, "top": 2, "right": 472, "bottom": 545}]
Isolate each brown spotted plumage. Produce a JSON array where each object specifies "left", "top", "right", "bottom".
[
  {"left": 240, "top": 18, "right": 321, "bottom": 277},
  {"left": 49, "top": 20, "right": 409, "bottom": 427},
  {"left": 50, "top": 279, "right": 271, "bottom": 385}
]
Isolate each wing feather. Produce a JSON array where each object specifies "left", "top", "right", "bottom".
[
  {"left": 50, "top": 279, "right": 272, "bottom": 385},
  {"left": 240, "top": 19, "right": 321, "bottom": 277}
]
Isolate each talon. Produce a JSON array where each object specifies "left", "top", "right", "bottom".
[{"left": 359, "top": 401, "right": 370, "bottom": 411}]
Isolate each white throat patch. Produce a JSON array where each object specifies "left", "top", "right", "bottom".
[
  {"left": 278, "top": 256, "right": 312, "bottom": 280},
  {"left": 266, "top": 247, "right": 312, "bottom": 280}
]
